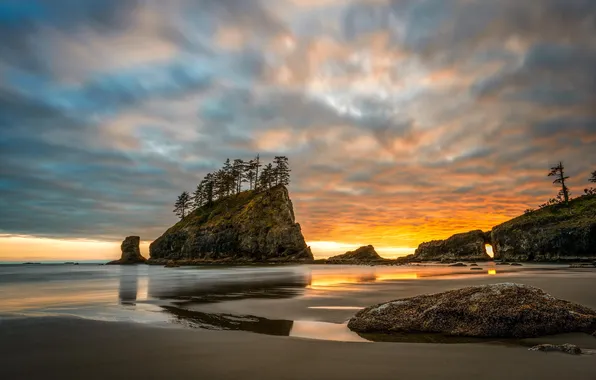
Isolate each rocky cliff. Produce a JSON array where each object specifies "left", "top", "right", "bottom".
[
  {"left": 149, "top": 185, "right": 313, "bottom": 263},
  {"left": 491, "top": 195, "right": 596, "bottom": 262},
  {"left": 107, "top": 236, "right": 147, "bottom": 265},
  {"left": 413, "top": 230, "right": 491, "bottom": 262},
  {"left": 326, "top": 245, "right": 385, "bottom": 264}
]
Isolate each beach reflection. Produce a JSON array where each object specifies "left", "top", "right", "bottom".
[{"left": 118, "top": 266, "right": 139, "bottom": 305}]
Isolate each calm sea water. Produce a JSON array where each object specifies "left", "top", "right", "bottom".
[{"left": 0, "top": 263, "right": 551, "bottom": 342}]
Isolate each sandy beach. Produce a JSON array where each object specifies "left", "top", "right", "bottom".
[{"left": 1, "top": 264, "right": 596, "bottom": 379}]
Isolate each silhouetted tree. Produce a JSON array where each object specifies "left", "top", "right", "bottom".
[
  {"left": 254, "top": 154, "right": 261, "bottom": 190},
  {"left": 273, "top": 156, "right": 290, "bottom": 186},
  {"left": 259, "top": 163, "right": 274, "bottom": 190},
  {"left": 585, "top": 170, "right": 596, "bottom": 195},
  {"left": 222, "top": 159, "right": 234, "bottom": 196},
  {"left": 548, "top": 162, "right": 570, "bottom": 207},
  {"left": 233, "top": 159, "right": 246, "bottom": 193},
  {"left": 203, "top": 173, "right": 215, "bottom": 205},
  {"left": 192, "top": 182, "right": 205, "bottom": 210},
  {"left": 213, "top": 169, "right": 227, "bottom": 200},
  {"left": 174, "top": 191, "right": 191, "bottom": 220},
  {"left": 244, "top": 159, "right": 256, "bottom": 190}
]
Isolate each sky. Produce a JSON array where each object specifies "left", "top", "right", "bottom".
[{"left": 0, "top": 0, "right": 595, "bottom": 261}]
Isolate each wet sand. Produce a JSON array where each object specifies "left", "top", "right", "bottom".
[
  {"left": 1, "top": 316, "right": 595, "bottom": 380},
  {"left": 1, "top": 266, "right": 596, "bottom": 379}
]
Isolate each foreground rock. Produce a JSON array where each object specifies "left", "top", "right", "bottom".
[
  {"left": 348, "top": 283, "right": 596, "bottom": 338},
  {"left": 492, "top": 194, "right": 596, "bottom": 261},
  {"left": 149, "top": 185, "right": 313, "bottom": 264},
  {"left": 413, "top": 230, "right": 491, "bottom": 262},
  {"left": 326, "top": 245, "right": 387, "bottom": 264},
  {"left": 107, "top": 236, "right": 147, "bottom": 265},
  {"left": 529, "top": 344, "right": 582, "bottom": 355}
]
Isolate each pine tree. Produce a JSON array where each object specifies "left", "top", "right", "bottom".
[
  {"left": 254, "top": 154, "right": 261, "bottom": 190},
  {"left": 232, "top": 159, "right": 246, "bottom": 193},
  {"left": 213, "top": 169, "right": 227, "bottom": 200},
  {"left": 585, "top": 170, "right": 596, "bottom": 195},
  {"left": 222, "top": 159, "right": 234, "bottom": 196},
  {"left": 203, "top": 173, "right": 215, "bottom": 205},
  {"left": 273, "top": 156, "right": 290, "bottom": 186},
  {"left": 192, "top": 182, "right": 205, "bottom": 210},
  {"left": 173, "top": 191, "right": 192, "bottom": 220},
  {"left": 548, "top": 162, "right": 570, "bottom": 207},
  {"left": 259, "top": 163, "right": 274, "bottom": 190},
  {"left": 245, "top": 159, "right": 256, "bottom": 190}
]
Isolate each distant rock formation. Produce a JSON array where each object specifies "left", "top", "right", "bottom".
[
  {"left": 148, "top": 185, "right": 313, "bottom": 264},
  {"left": 348, "top": 283, "right": 596, "bottom": 338},
  {"left": 107, "top": 236, "right": 147, "bottom": 265},
  {"left": 412, "top": 230, "right": 491, "bottom": 262},
  {"left": 326, "top": 245, "right": 385, "bottom": 264},
  {"left": 491, "top": 195, "right": 596, "bottom": 262}
]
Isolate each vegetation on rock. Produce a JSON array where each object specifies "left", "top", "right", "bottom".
[
  {"left": 150, "top": 184, "right": 312, "bottom": 263},
  {"left": 492, "top": 194, "right": 596, "bottom": 261}
]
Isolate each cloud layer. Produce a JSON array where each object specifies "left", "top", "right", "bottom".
[{"left": 1, "top": 0, "right": 595, "bottom": 254}]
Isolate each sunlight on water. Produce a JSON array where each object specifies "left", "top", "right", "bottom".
[{"left": 290, "top": 321, "right": 369, "bottom": 342}]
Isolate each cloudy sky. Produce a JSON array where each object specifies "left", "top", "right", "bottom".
[{"left": 1, "top": 0, "right": 595, "bottom": 260}]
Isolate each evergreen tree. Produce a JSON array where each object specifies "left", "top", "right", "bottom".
[
  {"left": 259, "top": 163, "right": 274, "bottom": 190},
  {"left": 213, "top": 169, "right": 227, "bottom": 200},
  {"left": 233, "top": 159, "right": 246, "bottom": 193},
  {"left": 203, "top": 173, "right": 215, "bottom": 205},
  {"left": 254, "top": 154, "right": 261, "bottom": 190},
  {"left": 585, "top": 170, "right": 596, "bottom": 195},
  {"left": 222, "top": 159, "right": 234, "bottom": 196},
  {"left": 192, "top": 182, "right": 205, "bottom": 210},
  {"left": 245, "top": 159, "right": 256, "bottom": 190},
  {"left": 548, "top": 162, "right": 570, "bottom": 207},
  {"left": 273, "top": 156, "right": 290, "bottom": 186},
  {"left": 173, "top": 191, "right": 191, "bottom": 220}
]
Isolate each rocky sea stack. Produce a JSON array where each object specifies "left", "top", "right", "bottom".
[
  {"left": 348, "top": 283, "right": 596, "bottom": 338},
  {"left": 413, "top": 230, "right": 491, "bottom": 262},
  {"left": 107, "top": 236, "right": 147, "bottom": 265},
  {"left": 491, "top": 195, "right": 596, "bottom": 262},
  {"left": 326, "top": 245, "right": 386, "bottom": 264},
  {"left": 148, "top": 185, "right": 313, "bottom": 264}
]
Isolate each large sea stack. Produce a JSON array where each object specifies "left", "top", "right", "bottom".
[
  {"left": 148, "top": 185, "right": 313, "bottom": 264},
  {"left": 107, "top": 236, "right": 147, "bottom": 265},
  {"left": 491, "top": 195, "right": 596, "bottom": 261},
  {"left": 413, "top": 230, "right": 491, "bottom": 262}
]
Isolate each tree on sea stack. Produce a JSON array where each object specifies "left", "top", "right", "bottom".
[
  {"left": 585, "top": 170, "right": 596, "bottom": 196},
  {"left": 274, "top": 156, "right": 290, "bottom": 186},
  {"left": 548, "top": 162, "right": 570, "bottom": 207},
  {"left": 174, "top": 191, "right": 191, "bottom": 220},
  {"left": 192, "top": 182, "right": 205, "bottom": 209}
]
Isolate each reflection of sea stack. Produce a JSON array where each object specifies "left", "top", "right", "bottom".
[
  {"left": 118, "top": 267, "right": 139, "bottom": 305},
  {"left": 107, "top": 236, "right": 147, "bottom": 265}
]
